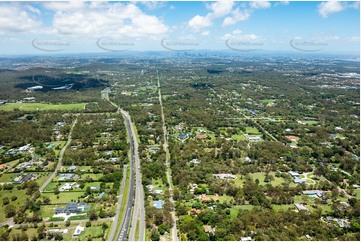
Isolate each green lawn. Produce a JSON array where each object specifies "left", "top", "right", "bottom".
[
  {"left": 0, "top": 189, "right": 28, "bottom": 223},
  {"left": 208, "top": 195, "right": 233, "bottom": 203},
  {"left": 245, "top": 127, "right": 261, "bottom": 135},
  {"left": 152, "top": 178, "right": 166, "bottom": 191},
  {"left": 0, "top": 102, "right": 87, "bottom": 112},
  {"left": 229, "top": 205, "right": 255, "bottom": 218},
  {"left": 235, "top": 172, "right": 286, "bottom": 187},
  {"left": 42, "top": 191, "right": 85, "bottom": 204}
]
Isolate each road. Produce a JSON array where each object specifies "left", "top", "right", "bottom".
[
  {"left": 157, "top": 72, "right": 178, "bottom": 241},
  {"left": 101, "top": 87, "right": 145, "bottom": 241},
  {"left": 107, "top": 165, "right": 128, "bottom": 240},
  {"left": 126, "top": 108, "right": 146, "bottom": 241},
  {"left": 116, "top": 110, "right": 135, "bottom": 241},
  {"left": 40, "top": 116, "right": 78, "bottom": 192}
]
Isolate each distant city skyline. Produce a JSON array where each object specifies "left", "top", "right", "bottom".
[{"left": 0, "top": 0, "right": 359, "bottom": 55}]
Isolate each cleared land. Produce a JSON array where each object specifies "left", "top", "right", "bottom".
[{"left": 0, "top": 102, "right": 87, "bottom": 111}]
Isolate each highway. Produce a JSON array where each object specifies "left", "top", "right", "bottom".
[
  {"left": 107, "top": 165, "right": 128, "bottom": 240},
  {"left": 101, "top": 87, "right": 145, "bottom": 241},
  {"left": 126, "top": 108, "right": 146, "bottom": 241},
  {"left": 40, "top": 116, "right": 78, "bottom": 192},
  {"left": 116, "top": 110, "right": 135, "bottom": 241}
]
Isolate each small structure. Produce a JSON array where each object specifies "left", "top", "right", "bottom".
[
  {"left": 178, "top": 133, "right": 188, "bottom": 140},
  {"left": 58, "top": 173, "right": 78, "bottom": 181},
  {"left": 294, "top": 203, "right": 308, "bottom": 212},
  {"left": 23, "top": 97, "right": 36, "bottom": 102},
  {"left": 97, "top": 192, "right": 105, "bottom": 200},
  {"left": 190, "top": 208, "right": 201, "bottom": 216},
  {"left": 154, "top": 190, "right": 162, "bottom": 195},
  {"left": 73, "top": 225, "right": 85, "bottom": 237},
  {"left": 285, "top": 135, "right": 300, "bottom": 141},
  {"left": 59, "top": 182, "right": 77, "bottom": 191},
  {"left": 213, "top": 174, "right": 236, "bottom": 179},
  {"left": 241, "top": 237, "right": 252, "bottom": 241},
  {"left": 146, "top": 185, "right": 154, "bottom": 192},
  {"left": 200, "top": 194, "right": 211, "bottom": 203},
  {"left": 203, "top": 225, "right": 214, "bottom": 234},
  {"left": 48, "top": 229, "right": 69, "bottom": 234},
  {"left": 13, "top": 173, "right": 35, "bottom": 184},
  {"left": 302, "top": 190, "right": 323, "bottom": 198},
  {"left": 195, "top": 135, "right": 207, "bottom": 139},
  {"left": 55, "top": 202, "right": 90, "bottom": 215},
  {"left": 18, "top": 144, "right": 31, "bottom": 152},
  {"left": 189, "top": 159, "right": 201, "bottom": 164},
  {"left": 153, "top": 200, "right": 164, "bottom": 209},
  {"left": 67, "top": 166, "right": 77, "bottom": 172}
]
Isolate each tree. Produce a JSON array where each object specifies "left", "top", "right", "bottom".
[
  {"left": 65, "top": 220, "right": 71, "bottom": 227},
  {"left": 89, "top": 210, "right": 98, "bottom": 221},
  {"left": 2, "top": 197, "right": 9, "bottom": 205},
  {"left": 150, "top": 228, "right": 160, "bottom": 241},
  {"left": 4, "top": 204, "right": 16, "bottom": 218}
]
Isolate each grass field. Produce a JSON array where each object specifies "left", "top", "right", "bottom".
[
  {"left": 0, "top": 102, "right": 87, "bottom": 112},
  {"left": 235, "top": 172, "right": 286, "bottom": 187},
  {"left": 245, "top": 127, "right": 261, "bottom": 135},
  {"left": 42, "top": 191, "right": 85, "bottom": 204},
  {"left": 208, "top": 195, "right": 233, "bottom": 203},
  {"left": 0, "top": 189, "right": 28, "bottom": 223}
]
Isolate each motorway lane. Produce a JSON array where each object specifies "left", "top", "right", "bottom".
[
  {"left": 127, "top": 109, "right": 146, "bottom": 241},
  {"left": 101, "top": 87, "right": 146, "bottom": 241},
  {"left": 116, "top": 112, "right": 135, "bottom": 241},
  {"left": 108, "top": 165, "right": 128, "bottom": 240}
]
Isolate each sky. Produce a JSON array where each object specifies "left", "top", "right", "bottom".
[{"left": 0, "top": 0, "right": 359, "bottom": 55}]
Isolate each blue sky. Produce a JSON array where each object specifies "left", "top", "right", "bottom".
[{"left": 0, "top": 1, "right": 359, "bottom": 55}]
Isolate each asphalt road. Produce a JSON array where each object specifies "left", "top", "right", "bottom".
[
  {"left": 125, "top": 109, "right": 146, "bottom": 241},
  {"left": 116, "top": 111, "right": 135, "bottom": 241},
  {"left": 101, "top": 88, "right": 145, "bottom": 241},
  {"left": 107, "top": 165, "right": 128, "bottom": 240},
  {"left": 39, "top": 116, "right": 78, "bottom": 192}
]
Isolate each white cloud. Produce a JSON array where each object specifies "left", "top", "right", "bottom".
[
  {"left": 0, "top": 4, "right": 42, "bottom": 33},
  {"left": 206, "top": 0, "right": 234, "bottom": 18},
  {"left": 188, "top": 0, "right": 234, "bottom": 31},
  {"left": 250, "top": 1, "right": 271, "bottom": 9},
  {"left": 188, "top": 15, "right": 212, "bottom": 31},
  {"left": 318, "top": 1, "right": 359, "bottom": 18},
  {"left": 201, "top": 31, "right": 210, "bottom": 36},
  {"left": 222, "top": 8, "right": 250, "bottom": 26},
  {"left": 49, "top": 2, "right": 168, "bottom": 38},
  {"left": 140, "top": 1, "right": 166, "bottom": 11},
  {"left": 43, "top": 0, "right": 85, "bottom": 11},
  {"left": 318, "top": 1, "right": 345, "bottom": 17},
  {"left": 221, "top": 30, "right": 259, "bottom": 41}
]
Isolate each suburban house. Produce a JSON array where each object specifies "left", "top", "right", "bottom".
[
  {"left": 285, "top": 135, "right": 300, "bottom": 141},
  {"left": 59, "top": 182, "right": 77, "bottom": 191},
  {"left": 72, "top": 225, "right": 85, "bottom": 237},
  {"left": 200, "top": 194, "right": 211, "bottom": 203},
  {"left": 189, "top": 158, "right": 201, "bottom": 164},
  {"left": 13, "top": 173, "right": 36, "bottom": 184},
  {"left": 153, "top": 200, "right": 164, "bottom": 209},
  {"left": 55, "top": 202, "right": 90, "bottom": 215},
  {"left": 294, "top": 203, "right": 308, "bottom": 212},
  {"left": 302, "top": 190, "right": 323, "bottom": 198},
  {"left": 213, "top": 173, "right": 237, "bottom": 179},
  {"left": 288, "top": 171, "right": 306, "bottom": 184}
]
